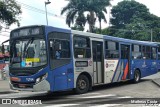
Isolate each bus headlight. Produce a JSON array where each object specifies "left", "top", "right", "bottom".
[{"left": 36, "top": 73, "right": 48, "bottom": 84}]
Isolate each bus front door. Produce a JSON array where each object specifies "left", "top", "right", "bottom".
[
  {"left": 92, "top": 41, "right": 103, "bottom": 84},
  {"left": 120, "top": 44, "right": 130, "bottom": 80}
]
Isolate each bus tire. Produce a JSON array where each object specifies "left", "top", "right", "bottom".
[
  {"left": 75, "top": 75, "right": 89, "bottom": 94},
  {"left": 133, "top": 70, "right": 141, "bottom": 83}
]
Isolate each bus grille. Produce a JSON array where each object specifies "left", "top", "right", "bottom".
[{"left": 11, "top": 81, "right": 35, "bottom": 89}]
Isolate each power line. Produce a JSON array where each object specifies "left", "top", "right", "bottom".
[
  {"left": 1, "top": 0, "right": 110, "bottom": 33},
  {"left": 16, "top": 0, "right": 102, "bottom": 24},
  {"left": 1, "top": 0, "right": 107, "bottom": 31},
  {"left": 0, "top": 30, "right": 10, "bottom": 33},
  {"left": 0, "top": 25, "right": 13, "bottom": 31},
  {"left": 16, "top": 0, "right": 65, "bottom": 19},
  {"left": 0, "top": 34, "right": 9, "bottom": 37}
]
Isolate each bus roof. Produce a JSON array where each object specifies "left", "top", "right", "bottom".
[
  {"left": 72, "top": 30, "right": 104, "bottom": 39},
  {"left": 72, "top": 30, "right": 157, "bottom": 46},
  {"left": 11, "top": 25, "right": 158, "bottom": 47},
  {"left": 103, "top": 35, "right": 158, "bottom": 46}
]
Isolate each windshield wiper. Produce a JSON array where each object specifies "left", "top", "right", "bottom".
[{"left": 23, "top": 38, "right": 34, "bottom": 58}]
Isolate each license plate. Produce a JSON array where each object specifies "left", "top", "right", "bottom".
[{"left": 19, "top": 84, "right": 26, "bottom": 88}]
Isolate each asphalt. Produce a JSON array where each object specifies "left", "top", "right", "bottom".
[{"left": 0, "top": 72, "right": 160, "bottom": 95}]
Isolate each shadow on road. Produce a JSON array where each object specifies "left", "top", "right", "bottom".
[
  {"left": 17, "top": 79, "right": 150, "bottom": 101},
  {"left": 91, "top": 79, "right": 149, "bottom": 92}
]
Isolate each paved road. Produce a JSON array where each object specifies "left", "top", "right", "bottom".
[
  {"left": 0, "top": 72, "right": 160, "bottom": 107},
  {"left": 0, "top": 79, "right": 160, "bottom": 107}
]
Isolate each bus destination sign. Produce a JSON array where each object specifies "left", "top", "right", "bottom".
[{"left": 11, "top": 27, "right": 43, "bottom": 38}]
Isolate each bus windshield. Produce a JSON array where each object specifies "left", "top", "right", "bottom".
[{"left": 10, "top": 37, "right": 47, "bottom": 68}]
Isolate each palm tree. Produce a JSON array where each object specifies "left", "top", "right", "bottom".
[
  {"left": 71, "top": 13, "right": 86, "bottom": 31},
  {"left": 87, "top": 0, "right": 109, "bottom": 32},
  {"left": 96, "top": 7, "right": 108, "bottom": 33},
  {"left": 61, "top": 0, "right": 110, "bottom": 32}
]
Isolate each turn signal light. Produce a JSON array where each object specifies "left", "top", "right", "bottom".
[{"left": 10, "top": 77, "right": 21, "bottom": 82}]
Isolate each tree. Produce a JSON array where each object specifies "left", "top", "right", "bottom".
[
  {"left": 61, "top": 0, "right": 110, "bottom": 32},
  {"left": 95, "top": 3, "right": 109, "bottom": 33},
  {"left": 111, "top": 0, "right": 149, "bottom": 28},
  {"left": 71, "top": 13, "right": 86, "bottom": 31},
  {"left": 0, "top": 0, "right": 22, "bottom": 27},
  {"left": 107, "top": 0, "right": 160, "bottom": 42}
]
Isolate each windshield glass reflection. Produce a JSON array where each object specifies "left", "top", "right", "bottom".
[{"left": 10, "top": 38, "right": 47, "bottom": 68}]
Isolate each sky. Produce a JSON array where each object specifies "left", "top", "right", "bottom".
[{"left": 1, "top": 0, "right": 160, "bottom": 43}]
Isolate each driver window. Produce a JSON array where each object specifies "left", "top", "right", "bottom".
[
  {"left": 48, "top": 32, "right": 71, "bottom": 69},
  {"left": 49, "top": 39, "right": 70, "bottom": 59}
]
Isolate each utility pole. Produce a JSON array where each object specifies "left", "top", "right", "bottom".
[
  {"left": 151, "top": 29, "right": 153, "bottom": 42},
  {"left": 45, "top": 0, "right": 51, "bottom": 25}
]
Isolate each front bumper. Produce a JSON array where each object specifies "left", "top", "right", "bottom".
[{"left": 10, "top": 79, "right": 50, "bottom": 92}]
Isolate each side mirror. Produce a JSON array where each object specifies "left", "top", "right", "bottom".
[{"left": 1, "top": 39, "right": 10, "bottom": 54}]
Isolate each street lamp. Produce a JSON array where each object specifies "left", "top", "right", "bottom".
[{"left": 45, "top": 0, "right": 51, "bottom": 25}]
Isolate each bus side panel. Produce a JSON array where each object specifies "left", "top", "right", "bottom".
[
  {"left": 104, "top": 59, "right": 119, "bottom": 84},
  {"left": 46, "top": 28, "right": 74, "bottom": 92},
  {"left": 51, "top": 63, "right": 74, "bottom": 91},
  {"left": 104, "top": 59, "right": 129, "bottom": 83},
  {"left": 67, "top": 33, "right": 74, "bottom": 89},
  {"left": 131, "top": 59, "right": 144, "bottom": 78},
  {"left": 114, "top": 59, "right": 129, "bottom": 81},
  {"left": 145, "top": 60, "right": 157, "bottom": 76},
  {"left": 157, "top": 60, "right": 160, "bottom": 72},
  {"left": 111, "top": 59, "right": 157, "bottom": 81},
  {"left": 130, "top": 59, "right": 157, "bottom": 79},
  {"left": 150, "top": 60, "right": 157, "bottom": 74}
]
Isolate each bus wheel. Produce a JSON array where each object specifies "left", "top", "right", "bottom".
[
  {"left": 75, "top": 75, "right": 89, "bottom": 94},
  {"left": 134, "top": 70, "right": 140, "bottom": 83}
]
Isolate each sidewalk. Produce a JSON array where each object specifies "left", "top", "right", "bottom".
[
  {"left": 150, "top": 72, "right": 160, "bottom": 87},
  {"left": 141, "top": 72, "right": 160, "bottom": 87},
  {"left": 0, "top": 79, "right": 12, "bottom": 94}
]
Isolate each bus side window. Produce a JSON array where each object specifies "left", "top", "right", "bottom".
[
  {"left": 142, "top": 46, "right": 151, "bottom": 59},
  {"left": 105, "top": 41, "right": 119, "bottom": 59},
  {"left": 50, "top": 39, "right": 70, "bottom": 60},
  {"left": 73, "top": 36, "right": 91, "bottom": 58},
  {"left": 48, "top": 32, "right": 71, "bottom": 69},
  {"left": 151, "top": 47, "right": 157, "bottom": 59},
  {"left": 132, "top": 44, "right": 141, "bottom": 59}
]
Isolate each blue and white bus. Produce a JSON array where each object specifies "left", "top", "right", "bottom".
[{"left": 8, "top": 25, "right": 158, "bottom": 94}]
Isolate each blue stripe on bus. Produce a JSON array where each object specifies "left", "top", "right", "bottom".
[{"left": 111, "top": 59, "right": 120, "bottom": 82}]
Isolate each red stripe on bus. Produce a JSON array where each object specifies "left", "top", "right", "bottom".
[{"left": 122, "top": 62, "right": 129, "bottom": 80}]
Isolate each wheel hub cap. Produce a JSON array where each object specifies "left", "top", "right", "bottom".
[{"left": 78, "top": 79, "right": 86, "bottom": 90}]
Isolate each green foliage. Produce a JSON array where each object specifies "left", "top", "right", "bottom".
[
  {"left": 71, "top": 13, "right": 86, "bottom": 31},
  {"left": 0, "top": 0, "right": 22, "bottom": 26},
  {"left": 61, "top": 0, "right": 110, "bottom": 32},
  {"left": 111, "top": 0, "right": 149, "bottom": 28},
  {"left": 71, "top": 24, "right": 84, "bottom": 31},
  {"left": 108, "top": 0, "right": 160, "bottom": 42}
]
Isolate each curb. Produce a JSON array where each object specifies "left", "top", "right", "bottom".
[
  {"left": 0, "top": 91, "right": 18, "bottom": 94},
  {"left": 152, "top": 78, "right": 160, "bottom": 87}
]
